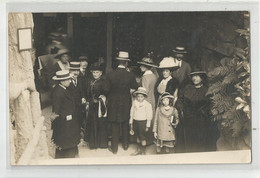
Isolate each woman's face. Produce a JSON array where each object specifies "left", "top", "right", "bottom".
[
  {"left": 60, "top": 54, "right": 70, "bottom": 64},
  {"left": 92, "top": 70, "right": 102, "bottom": 80},
  {"left": 191, "top": 75, "right": 203, "bottom": 85},
  {"left": 162, "top": 69, "right": 172, "bottom": 78},
  {"left": 140, "top": 65, "right": 148, "bottom": 72},
  {"left": 136, "top": 94, "right": 145, "bottom": 102},
  {"left": 162, "top": 98, "right": 170, "bottom": 106},
  {"left": 60, "top": 78, "right": 71, "bottom": 87}
]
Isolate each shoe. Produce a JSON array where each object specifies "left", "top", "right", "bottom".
[
  {"left": 108, "top": 147, "right": 117, "bottom": 154},
  {"left": 122, "top": 144, "right": 129, "bottom": 151},
  {"left": 156, "top": 146, "right": 162, "bottom": 153},
  {"left": 140, "top": 146, "right": 146, "bottom": 155},
  {"left": 165, "top": 147, "right": 170, "bottom": 153},
  {"left": 130, "top": 146, "right": 141, "bottom": 156}
]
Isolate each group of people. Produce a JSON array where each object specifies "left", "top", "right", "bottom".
[{"left": 49, "top": 46, "right": 219, "bottom": 159}]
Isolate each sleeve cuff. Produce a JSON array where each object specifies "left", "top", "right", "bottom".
[{"left": 146, "top": 120, "right": 151, "bottom": 128}]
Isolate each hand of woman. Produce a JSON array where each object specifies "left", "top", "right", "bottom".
[{"left": 145, "top": 127, "right": 149, "bottom": 132}]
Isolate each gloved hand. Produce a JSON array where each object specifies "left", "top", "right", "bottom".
[{"left": 66, "top": 115, "right": 72, "bottom": 121}]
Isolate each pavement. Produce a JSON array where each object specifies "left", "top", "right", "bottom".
[{"left": 41, "top": 93, "right": 157, "bottom": 159}]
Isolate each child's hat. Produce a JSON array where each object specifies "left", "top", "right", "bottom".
[
  {"left": 133, "top": 87, "right": 148, "bottom": 97},
  {"left": 160, "top": 92, "right": 174, "bottom": 100}
]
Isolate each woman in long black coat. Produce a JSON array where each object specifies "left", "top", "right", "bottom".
[
  {"left": 178, "top": 69, "right": 219, "bottom": 152},
  {"left": 85, "top": 63, "right": 108, "bottom": 149}
]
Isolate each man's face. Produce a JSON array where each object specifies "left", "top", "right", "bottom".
[
  {"left": 175, "top": 54, "right": 184, "bottom": 61},
  {"left": 80, "top": 61, "right": 88, "bottom": 71},
  {"left": 70, "top": 69, "right": 80, "bottom": 79},
  {"left": 136, "top": 94, "right": 145, "bottom": 102},
  {"left": 60, "top": 54, "right": 70, "bottom": 64},
  {"left": 60, "top": 78, "right": 71, "bottom": 87}
]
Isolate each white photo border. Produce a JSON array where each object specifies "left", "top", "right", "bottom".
[{"left": 1, "top": 1, "right": 259, "bottom": 177}]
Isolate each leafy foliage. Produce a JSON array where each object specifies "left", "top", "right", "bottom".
[{"left": 206, "top": 25, "right": 251, "bottom": 145}]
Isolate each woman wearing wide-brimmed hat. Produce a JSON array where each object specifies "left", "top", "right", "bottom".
[
  {"left": 137, "top": 56, "right": 158, "bottom": 112},
  {"left": 51, "top": 70, "right": 81, "bottom": 158},
  {"left": 53, "top": 48, "right": 71, "bottom": 73},
  {"left": 85, "top": 62, "right": 108, "bottom": 149},
  {"left": 155, "top": 57, "right": 180, "bottom": 105},
  {"left": 136, "top": 56, "right": 158, "bottom": 145},
  {"left": 177, "top": 68, "right": 219, "bottom": 152}
]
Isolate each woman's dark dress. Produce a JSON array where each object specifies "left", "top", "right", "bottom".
[
  {"left": 85, "top": 77, "right": 108, "bottom": 149},
  {"left": 179, "top": 84, "right": 218, "bottom": 152}
]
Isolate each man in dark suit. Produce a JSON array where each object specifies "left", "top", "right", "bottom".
[
  {"left": 51, "top": 70, "right": 81, "bottom": 158},
  {"left": 67, "top": 62, "right": 86, "bottom": 127},
  {"left": 171, "top": 46, "right": 192, "bottom": 89},
  {"left": 104, "top": 51, "right": 138, "bottom": 154},
  {"left": 171, "top": 47, "right": 192, "bottom": 153}
]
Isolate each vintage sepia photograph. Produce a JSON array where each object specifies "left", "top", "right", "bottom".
[{"left": 8, "top": 11, "right": 251, "bottom": 165}]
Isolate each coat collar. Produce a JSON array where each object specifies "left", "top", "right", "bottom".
[
  {"left": 143, "top": 70, "right": 153, "bottom": 75},
  {"left": 118, "top": 65, "right": 126, "bottom": 69},
  {"left": 59, "top": 84, "right": 66, "bottom": 90}
]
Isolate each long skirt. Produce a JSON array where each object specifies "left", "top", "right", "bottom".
[{"left": 87, "top": 103, "right": 108, "bottom": 149}]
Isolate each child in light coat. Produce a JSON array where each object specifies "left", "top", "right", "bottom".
[
  {"left": 129, "top": 87, "right": 153, "bottom": 155},
  {"left": 153, "top": 92, "right": 179, "bottom": 153}
]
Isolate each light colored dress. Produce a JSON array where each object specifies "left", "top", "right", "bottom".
[
  {"left": 153, "top": 106, "right": 179, "bottom": 148},
  {"left": 141, "top": 70, "right": 158, "bottom": 112}
]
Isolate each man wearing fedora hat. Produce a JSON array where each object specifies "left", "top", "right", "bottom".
[
  {"left": 104, "top": 51, "right": 138, "bottom": 154},
  {"left": 51, "top": 70, "right": 81, "bottom": 158},
  {"left": 171, "top": 46, "right": 191, "bottom": 88}
]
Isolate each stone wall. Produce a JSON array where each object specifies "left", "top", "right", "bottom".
[{"left": 9, "top": 13, "right": 49, "bottom": 165}]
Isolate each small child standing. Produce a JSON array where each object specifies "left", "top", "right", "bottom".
[
  {"left": 129, "top": 87, "right": 153, "bottom": 155},
  {"left": 153, "top": 92, "right": 179, "bottom": 153}
]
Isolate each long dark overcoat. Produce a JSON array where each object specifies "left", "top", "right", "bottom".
[
  {"left": 52, "top": 84, "right": 81, "bottom": 149},
  {"left": 104, "top": 68, "right": 138, "bottom": 123},
  {"left": 178, "top": 84, "right": 219, "bottom": 152}
]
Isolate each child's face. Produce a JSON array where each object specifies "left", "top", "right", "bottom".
[
  {"left": 136, "top": 94, "right": 145, "bottom": 102},
  {"left": 162, "top": 98, "right": 170, "bottom": 106}
]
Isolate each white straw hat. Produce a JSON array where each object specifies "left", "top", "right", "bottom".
[
  {"left": 116, "top": 51, "right": 131, "bottom": 61},
  {"left": 52, "top": 70, "right": 72, "bottom": 80}
]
